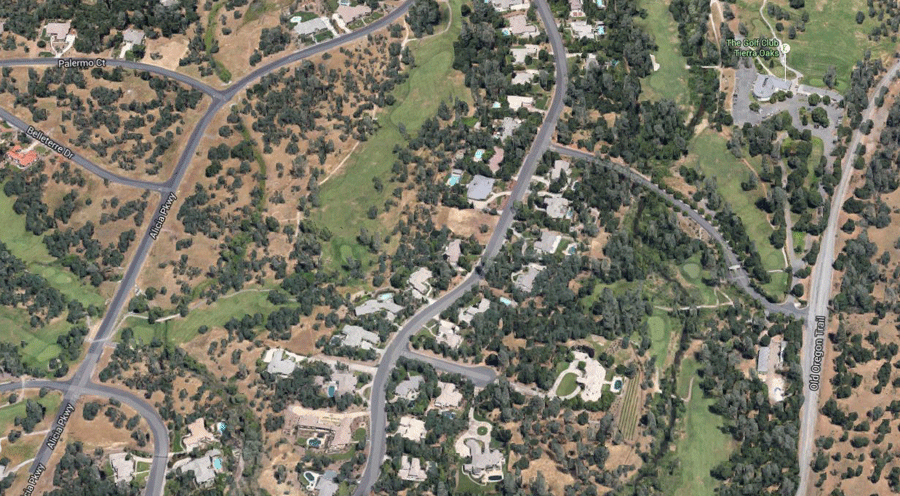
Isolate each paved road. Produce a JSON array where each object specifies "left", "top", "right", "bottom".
[
  {"left": 0, "top": 58, "right": 223, "bottom": 98},
  {"left": 549, "top": 144, "right": 805, "bottom": 318},
  {"left": 400, "top": 348, "right": 497, "bottom": 387},
  {"left": 796, "top": 58, "right": 900, "bottom": 496},
  {"left": 0, "top": 107, "right": 170, "bottom": 192},
  {"left": 0, "top": 379, "right": 168, "bottom": 495},
  {"left": 352, "top": 1, "right": 568, "bottom": 494},
  {"left": 0, "top": 4, "right": 417, "bottom": 495}
]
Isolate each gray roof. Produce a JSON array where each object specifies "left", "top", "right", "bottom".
[
  {"left": 294, "top": 18, "right": 331, "bottom": 36},
  {"left": 757, "top": 346, "right": 770, "bottom": 373},
  {"left": 534, "top": 230, "right": 561, "bottom": 254},
  {"left": 342, "top": 325, "right": 379, "bottom": 348},
  {"left": 354, "top": 297, "right": 403, "bottom": 319},
  {"left": 467, "top": 175, "right": 495, "bottom": 200},
  {"left": 122, "top": 28, "right": 145, "bottom": 45},
  {"left": 395, "top": 375, "right": 424, "bottom": 400},
  {"left": 266, "top": 349, "right": 297, "bottom": 376},
  {"left": 752, "top": 74, "right": 791, "bottom": 101},
  {"left": 317, "top": 470, "right": 339, "bottom": 496},
  {"left": 179, "top": 450, "right": 221, "bottom": 486},
  {"left": 514, "top": 264, "right": 544, "bottom": 293}
]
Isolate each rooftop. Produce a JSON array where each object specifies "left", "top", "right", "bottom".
[
  {"left": 179, "top": 450, "right": 221, "bottom": 486},
  {"left": 434, "top": 381, "right": 463, "bottom": 409},
  {"left": 6, "top": 146, "right": 38, "bottom": 167},
  {"left": 398, "top": 416, "right": 426, "bottom": 442},
  {"left": 45, "top": 21, "right": 71, "bottom": 42},
  {"left": 395, "top": 375, "right": 424, "bottom": 401},
  {"left": 266, "top": 349, "right": 298, "bottom": 376},
  {"left": 467, "top": 175, "right": 495, "bottom": 200},
  {"left": 757, "top": 346, "right": 770, "bottom": 374},
  {"left": 513, "top": 263, "right": 544, "bottom": 293},
  {"left": 752, "top": 74, "right": 791, "bottom": 101},
  {"left": 341, "top": 325, "right": 380, "bottom": 349},
  {"left": 545, "top": 196, "right": 570, "bottom": 219},
  {"left": 336, "top": 4, "right": 371, "bottom": 22},
  {"left": 507, "top": 14, "right": 539, "bottom": 37},
  {"left": 293, "top": 18, "right": 332, "bottom": 37},
  {"left": 354, "top": 296, "right": 403, "bottom": 320},
  {"left": 533, "top": 230, "right": 561, "bottom": 255},
  {"left": 122, "top": 27, "right": 145, "bottom": 45},
  {"left": 444, "top": 239, "right": 462, "bottom": 265},
  {"left": 399, "top": 455, "right": 429, "bottom": 482},
  {"left": 510, "top": 44, "right": 539, "bottom": 64},
  {"left": 409, "top": 267, "right": 433, "bottom": 298}
]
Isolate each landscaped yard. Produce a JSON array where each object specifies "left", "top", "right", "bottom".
[
  {"left": 311, "top": 0, "right": 472, "bottom": 273},
  {"left": 640, "top": 0, "right": 692, "bottom": 107},
  {"left": 735, "top": 0, "right": 893, "bottom": 92},
  {"left": 670, "top": 358, "right": 733, "bottom": 496},
  {"left": 555, "top": 372, "right": 578, "bottom": 396},
  {"left": 123, "top": 289, "right": 278, "bottom": 345},
  {"left": 0, "top": 391, "right": 62, "bottom": 436},
  {"left": 686, "top": 130, "right": 787, "bottom": 297}
]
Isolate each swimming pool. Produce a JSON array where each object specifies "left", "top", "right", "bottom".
[
  {"left": 447, "top": 174, "right": 461, "bottom": 186},
  {"left": 213, "top": 457, "right": 222, "bottom": 471},
  {"left": 308, "top": 438, "right": 322, "bottom": 448},
  {"left": 474, "top": 149, "right": 485, "bottom": 161},
  {"left": 502, "top": 28, "right": 511, "bottom": 36},
  {"left": 327, "top": 385, "right": 336, "bottom": 398},
  {"left": 304, "top": 471, "right": 316, "bottom": 483},
  {"left": 499, "top": 297, "right": 513, "bottom": 306}
]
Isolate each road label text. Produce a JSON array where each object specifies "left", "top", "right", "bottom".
[
  {"left": 25, "top": 126, "right": 74, "bottom": 160},
  {"left": 808, "top": 315, "right": 826, "bottom": 391},
  {"left": 21, "top": 463, "right": 45, "bottom": 496},
  {"left": 149, "top": 193, "right": 177, "bottom": 240},
  {"left": 45, "top": 403, "right": 75, "bottom": 450},
  {"left": 57, "top": 58, "right": 107, "bottom": 69}
]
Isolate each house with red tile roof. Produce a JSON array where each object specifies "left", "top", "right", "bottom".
[{"left": 6, "top": 145, "right": 38, "bottom": 167}]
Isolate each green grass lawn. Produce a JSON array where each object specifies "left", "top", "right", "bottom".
[
  {"left": 681, "top": 261, "right": 701, "bottom": 280},
  {"left": 648, "top": 311, "right": 675, "bottom": 366},
  {"left": 678, "top": 254, "right": 719, "bottom": 306},
  {"left": 311, "top": 0, "right": 472, "bottom": 273},
  {"left": 0, "top": 391, "right": 62, "bottom": 436},
  {"left": 0, "top": 192, "right": 105, "bottom": 309},
  {"left": 555, "top": 372, "right": 578, "bottom": 396},
  {"left": 123, "top": 290, "right": 278, "bottom": 345},
  {"left": 671, "top": 358, "right": 733, "bottom": 496},
  {"left": 640, "top": 0, "right": 692, "bottom": 107},
  {"left": 736, "top": 0, "right": 893, "bottom": 92},
  {"left": 687, "top": 131, "right": 785, "bottom": 278},
  {"left": 456, "top": 467, "right": 497, "bottom": 494}
]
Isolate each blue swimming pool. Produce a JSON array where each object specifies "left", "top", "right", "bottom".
[
  {"left": 474, "top": 149, "right": 485, "bottom": 160},
  {"left": 447, "top": 174, "right": 461, "bottom": 186},
  {"left": 304, "top": 471, "right": 316, "bottom": 482},
  {"left": 327, "top": 385, "right": 336, "bottom": 397},
  {"left": 213, "top": 457, "right": 222, "bottom": 471},
  {"left": 499, "top": 297, "right": 513, "bottom": 306}
]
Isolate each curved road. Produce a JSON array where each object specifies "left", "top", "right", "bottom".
[
  {"left": 352, "top": 0, "right": 568, "bottom": 494},
  {"left": 0, "top": 3, "right": 417, "bottom": 496},
  {"left": 549, "top": 144, "right": 804, "bottom": 318}
]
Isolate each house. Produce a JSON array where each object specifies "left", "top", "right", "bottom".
[
  {"left": 44, "top": 22, "right": 71, "bottom": 43},
  {"left": 551, "top": 159, "right": 571, "bottom": 180},
  {"left": 395, "top": 376, "right": 424, "bottom": 401},
  {"left": 570, "top": 20, "right": 598, "bottom": 39},
  {"left": 507, "top": 95, "right": 534, "bottom": 111},
  {"left": 6, "top": 146, "right": 38, "bottom": 168},
  {"left": 409, "top": 267, "right": 433, "bottom": 299},
  {"left": 488, "top": 146, "right": 504, "bottom": 173},
  {"left": 178, "top": 450, "right": 222, "bottom": 486},
  {"left": 569, "top": 0, "right": 585, "bottom": 17},
  {"left": 458, "top": 298, "right": 490, "bottom": 324},
  {"left": 325, "top": 372, "right": 357, "bottom": 396},
  {"left": 266, "top": 349, "right": 298, "bottom": 376},
  {"left": 444, "top": 239, "right": 462, "bottom": 265},
  {"left": 284, "top": 405, "right": 364, "bottom": 451},
  {"left": 182, "top": 418, "right": 216, "bottom": 451},
  {"left": 341, "top": 325, "right": 380, "bottom": 349},
  {"left": 399, "top": 455, "right": 429, "bottom": 482},
  {"left": 495, "top": 117, "right": 522, "bottom": 141},
  {"left": 534, "top": 230, "right": 561, "bottom": 255},
  {"left": 513, "top": 263, "right": 544, "bottom": 293},
  {"left": 507, "top": 14, "right": 538, "bottom": 38},
  {"left": 511, "top": 70, "right": 536, "bottom": 85},
  {"left": 435, "top": 320, "right": 462, "bottom": 348},
  {"left": 0, "top": 21, "right": 5, "bottom": 35},
  {"left": 398, "top": 416, "right": 426, "bottom": 442},
  {"left": 434, "top": 382, "right": 463, "bottom": 409},
  {"left": 109, "top": 453, "right": 134, "bottom": 484},
  {"left": 752, "top": 74, "right": 791, "bottom": 102},
  {"left": 463, "top": 438, "right": 504, "bottom": 483},
  {"left": 757, "top": 346, "right": 770, "bottom": 374},
  {"left": 336, "top": 4, "right": 371, "bottom": 24},
  {"left": 491, "top": 0, "right": 529, "bottom": 12},
  {"left": 294, "top": 18, "right": 332, "bottom": 37},
  {"left": 316, "top": 470, "right": 340, "bottom": 496},
  {"left": 467, "top": 175, "right": 495, "bottom": 201},
  {"left": 122, "top": 28, "right": 145, "bottom": 45},
  {"left": 511, "top": 44, "right": 539, "bottom": 64},
  {"left": 545, "top": 196, "right": 570, "bottom": 219},
  {"left": 354, "top": 296, "right": 403, "bottom": 320}
]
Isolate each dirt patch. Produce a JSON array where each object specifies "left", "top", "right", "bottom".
[
  {"left": 520, "top": 455, "right": 575, "bottom": 493},
  {"left": 434, "top": 207, "right": 498, "bottom": 244}
]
